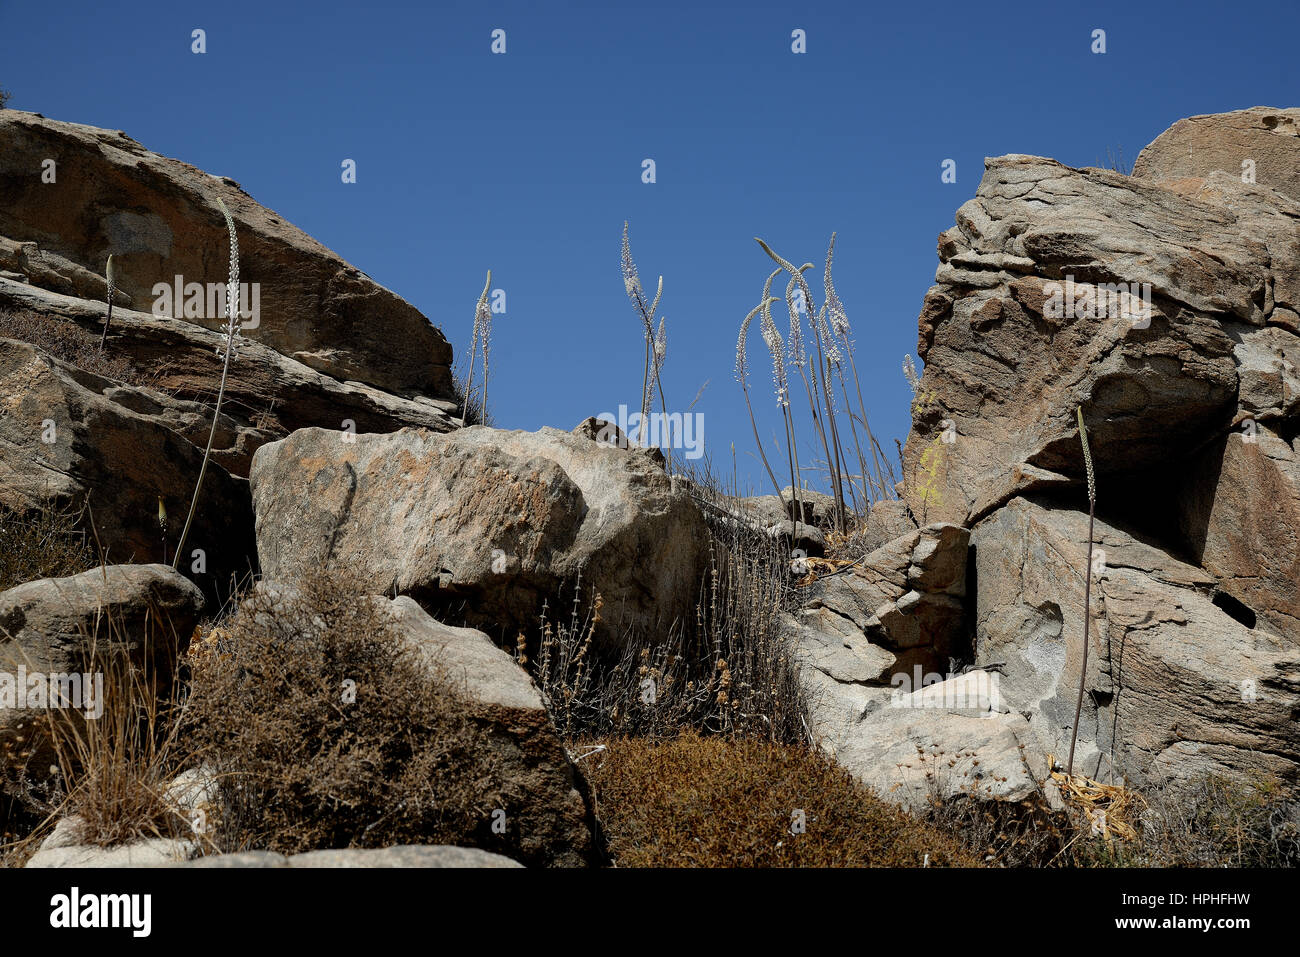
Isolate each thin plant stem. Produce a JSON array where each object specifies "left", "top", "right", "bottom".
[
  {"left": 173, "top": 198, "right": 240, "bottom": 569},
  {"left": 1066, "top": 406, "right": 1097, "bottom": 778}
]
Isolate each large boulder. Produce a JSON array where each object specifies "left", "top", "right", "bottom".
[
  {"left": 899, "top": 149, "right": 1300, "bottom": 525},
  {"left": 822, "top": 708, "right": 1050, "bottom": 811},
  {"left": 971, "top": 497, "right": 1300, "bottom": 789},
  {"left": 1133, "top": 107, "right": 1300, "bottom": 205},
  {"left": 0, "top": 338, "right": 254, "bottom": 588},
  {"left": 0, "top": 110, "right": 453, "bottom": 396},
  {"left": 249, "top": 421, "right": 709, "bottom": 651},
  {"left": 0, "top": 563, "right": 203, "bottom": 672}
]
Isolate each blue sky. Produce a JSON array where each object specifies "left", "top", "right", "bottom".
[{"left": 3, "top": 0, "right": 1296, "bottom": 494}]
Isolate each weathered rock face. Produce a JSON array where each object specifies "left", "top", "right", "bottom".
[
  {"left": 791, "top": 522, "right": 995, "bottom": 798},
  {"left": 0, "top": 338, "right": 254, "bottom": 588},
  {"left": 796, "top": 523, "right": 969, "bottom": 686},
  {"left": 858, "top": 108, "right": 1300, "bottom": 803},
  {"left": 824, "top": 708, "right": 1050, "bottom": 811},
  {"left": 250, "top": 421, "right": 709, "bottom": 651},
  {"left": 900, "top": 155, "right": 1279, "bottom": 526},
  {"left": 0, "top": 110, "right": 453, "bottom": 396},
  {"left": 0, "top": 563, "right": 202, "bottom": 671},
  {"left": 388, "top": 596, "right": 595, "bottom": 867},
  {"left": 1, "top": 279, "right": 458, "bottom": 476},
  {"left": 1134, "top": 107, "right": 1300, "bottom": 205},
  {"left": 972, "top": 497, "right": 1300, "bottom": 788},
  {"left": 1179, "top": 430, "right": 1300, "bottom": 638}
]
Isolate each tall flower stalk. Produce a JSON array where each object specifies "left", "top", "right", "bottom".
[
  {"left": 461, "top": 270, "right": 492, "bottom": 424},
  {"left": 736, "top": 268, "right": 787, "bottom": 499},
  {"left": 621, "top": 222, "right": 670, "bottom": 465},
  {"left": 737, "top": 234, "right": 900, "bottom": 539},
  {"left": 756, "top": 238, "right": 847, "bottom": 531},
  {"left": 1066, "top": 405, "right": 1098, "bottom": 778},
  {"left": 173, "top": 197, "right": 241, "bottom": 570},
  {"left": 98, "top": 255, "right": 115, "bottom": 351}
]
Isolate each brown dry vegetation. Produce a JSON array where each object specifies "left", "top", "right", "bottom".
[
  {"left": 0, "top": 306, "right": 149, "bottom": 386},
  {"left": 580, "top": 733, "right": 980, "bottom": 867},
  {"left": 0, "top": 577, "right": 191, "bottom": 864},
  {"left": 179, "top": 570, "right": 506, "bottom": 856},
  {"left": 0, "top": 501, "right": 94, "bottom": 592}
]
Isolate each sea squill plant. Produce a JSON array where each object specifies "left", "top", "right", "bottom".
[
  {"left": 461, "top": 270, "right": 492, "bottom": 424},
  {"left": 1066, "top": 405, "right": 1098, "bottom": 778},
  {"left": 621, "top": 222, "right": 670, "bottom": 463},
  {"left": 755, "top": 238, "right": 845, "bottom": 530},
  {"left": 98, "top": 255, "right": 115, "bottom": 351},
  {"left": 735, "top": 268, "right": 785, "bottom": 498},
  {"left": 172, "top": 196, "right": 242, "bottom": 569}
]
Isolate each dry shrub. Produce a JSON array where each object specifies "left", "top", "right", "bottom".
[
  {"left": 922, "top": 793, "right": 1069, "bottom": 868},
  {"left": 0, "top": 502, "right": 94, "bottom": 591},
  {"left": 1100, "top": 773, "right": 1300, "bottom": 868},
  {"left": 528, "top": 526, "right": 808, "bottom": 745},
  {"left": 179, "top": 570, "right": 504, "bottom": 855},
  {"left": 920, "top": 768, "right": 1300, "bottom": 868},
  {"left": 0, "top": 307, "right": 145, "bottom": 385},
  {"left": 525, "top": 456, "right": 809, "bottom": 746},
  {"left": 581, "top": 733, "right": 979, "bottom": 867}
]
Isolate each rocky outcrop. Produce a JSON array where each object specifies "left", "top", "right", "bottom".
[
  {"left": 0, "top": 337, "right": 254, "bottom": 585},
  {"left": 0, "top": 279, "right": 458, "bottom": 476},
  {"left": 885, "top": 107, "right": 1300, "bottom": 797},
  {"left": 791, "top": 522, "right": 999, "bottom": 796},
  {"left": 972, "top": 497, "right": 1300, "bottom": 788},
  {"left": 1134, "top": 107, "right": 1300, "bottom": 205},
  {"left": 0, "top": 110, "right": 453, "bottom": 396},
  {"left": 249, "top": 421, "right": 709, "bottom": 651},
  {"left": 902, "top": 155, "right": 1266, "bottom": 526}
]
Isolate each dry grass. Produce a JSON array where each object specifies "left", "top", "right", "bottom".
[
  {"left": 0, "top": 306, "right": 150, "bottom": 386},
  {"left": 526, "top": 459, "right": 809, "bottom": 746},
  {"left": 1, "top": 579, "right": 193, "bottom": 863},
  {"left": 0, "top": 502, "right": 95, "bottom": 592},
  {"left": 581, "top": 733, "right": 980, "bottom": 867},
  {"left": 1088, "top": 773, "right": 1300, "bottom": 868},
  {"left": 917, "top": 757, "right": 1300, "bottom": 868},
  {"left": 179, "top": 570, "right": 505, "bottom": 856}
]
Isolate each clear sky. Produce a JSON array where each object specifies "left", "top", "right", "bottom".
[{"left": 3, "top": 0, "right": 1296, "bottom": 494}]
